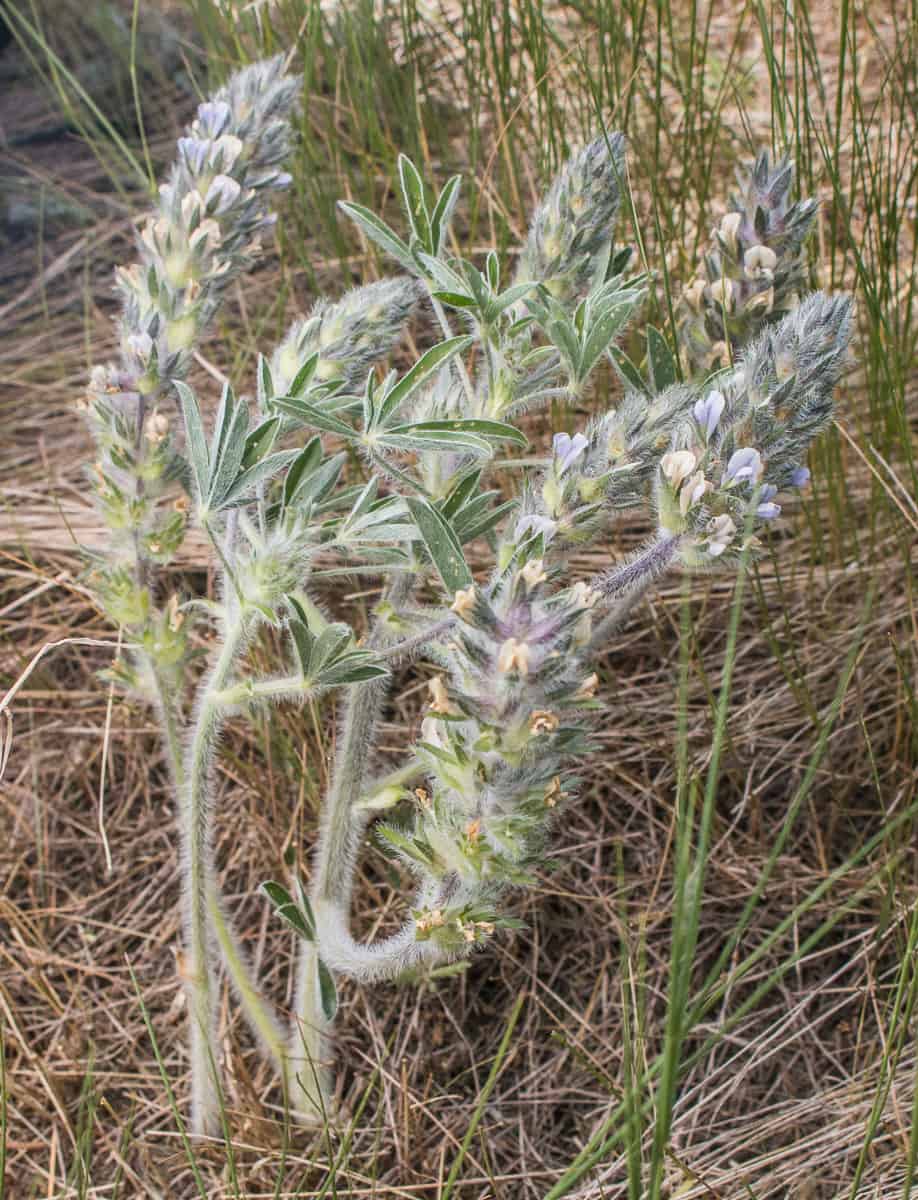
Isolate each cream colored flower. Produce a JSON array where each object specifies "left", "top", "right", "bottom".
[
  {"left": 570, "top": 581, "right": 601, "bottom": 610},
  {"left": 427, "top": 676, "right": 452, "bottom": 714},
  {"left": 719, "top": 211, "right": 742, "bottom": 252},
  {"left": 451, "top": 585, "right": 477, "bottom": 620},
  {"left": 706, "top": 514, "right": 737, "bottom": 557},
  {"left": 744, "top": 244, "right": 778, "bottom": 280},
  {"left": 497, "top": 638, "right": 531, "bottom": 675},
  {"left": 745, "top": 286, "right": 775, "bottom": 315},
  {"left": 544, "top": 776, "right": 565, "bottom": 808},
  {"left": 661, "top": 449, "right": 698, "bottom": 490},
  {"left": 145, "top": 411, "right": 170, "bottom": 445},
  {"left": 519, "top": 559, "right": 547, "bottom": 591},
  {"left": 529, "top": 709, "right": 559, "bottom": 735},
  {"left": 574, "top": 673, "right": 600, "bottom": 701},
  {"left": 679, "top": 470, "right": 710, "bottom": 515},
  {"left": 683, "top": 278, "right": 707, "bottom": 311},
  {"left": 708, "top": 277, "right": 735, "bottom": 310},
  {"left": 416, "top": 908, "right": 445, "bottom": 934}
]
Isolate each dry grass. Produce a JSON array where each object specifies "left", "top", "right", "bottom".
[{"left": 1, "top": 1, "right": 916, "bottom": 1196}]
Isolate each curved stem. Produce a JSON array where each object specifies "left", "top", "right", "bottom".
[
  {"left": 149, "top": 646, "right": 289, "bottom": 1125},
  {"left": 292, "top": 575, "right": 415, "bottom": 1117},
  {"left": 314, "top": 897, "right": 449, "bottom": 984}
]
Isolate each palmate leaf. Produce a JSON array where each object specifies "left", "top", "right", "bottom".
[
  {"left": 219, "top": 450, "right": 299, "bottom": 507},
  {"left": 378, "top": 418, "right": 526, "bottom": 458},
  {"left": 374, "top": 336, "right": 473, "bottom": 427},
  {"left": 271, "top": 396, "right": 356, "bottom": 438},
  {"left": 261, "top": 881, "right": 315, "bottom": 940},
  {"left": 338, "top": 200, "right": 414, "bottom": 269},
  {"left": 429, "top": 173, "right": 461, "bottom": 254},
  {"left": 647, "top": 325, "right": 679, "bottom": 393},
  {"left": 398, "top": 153, "right": 432, "bottom": 253},
  {"left": 174, "top": 381, "right": 209, "bottom": 502},
  {"left": 406, "top": 496, "right": 473, "bottom": 593}
]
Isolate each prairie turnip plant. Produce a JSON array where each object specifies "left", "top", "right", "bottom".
[{"left": 80, "top": 57, "right": 853, "bottom": 1134}]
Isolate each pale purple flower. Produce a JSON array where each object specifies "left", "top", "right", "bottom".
[
  {"left": 756, "top": 487, "right": 781, "bottom": 520},
  {"left": 178, "top": 137, "right": 210, "bottom": 174},
  {"left": 126, "top": 332, "right": 153, "bottom": 362},
  {"left": 516, "top": 513, "right": 558, "bottom": 542},
  {"left": 205, "top": 174, "right": 242, "bottom": 214},
  {"left": 724, "top": 447, "right": 763, "bottom": 486},
  {"left": 791, "top": 466, "right": 811, "bottom": 488},
  {"left": 693, "top": 389, "right": 725, "bottom": 439},
  {"left": 195, "top": 100, "right": 232, "bottom": 137},
  {"left": 552, "top": 431, "right": 589, "bottom": 475}
]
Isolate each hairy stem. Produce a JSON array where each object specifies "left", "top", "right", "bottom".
[
  {"left": 181, "top": 616, "right": 246, "bottom": 1134},
  {"left": 293, "top": 575, "right": 414, "bottom": 1115},
  {"left": 149, "top": 641, "right": 289, "bottom": 1118},
  {"left": 314, "top": 896, "right": 448, "bottom": 984},
  {"left": 593, "top": 533, "right": 681, "bottom": 602},
  {"left": 587, "top": 535, "right": 681, "bottom": 653}
]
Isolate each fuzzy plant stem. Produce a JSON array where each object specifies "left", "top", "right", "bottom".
[
  {"left": 179, "top": 609, "right": 284, "bottom": 1132},
  {"left": 290, "top": 576, "right": 414, "bottom": 1117},
  {"left": 147, "top": 633, "right": 289, "bottom": 1126},
  {"left": 181, "top": 623, "right": 242, "bottom": 1134},
  {"left": 586, "top": 534, "right": 681, "bottom": 653}
]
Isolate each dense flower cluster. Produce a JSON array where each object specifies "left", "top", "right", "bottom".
[
  {"left": 373, "top": 563, "right": 600, "bottom": 955},
  {"left": 271, "top": 278, "right": 421, "bottom": 394},
  {"left": 678, "top": 152, "right": 819, "bottom": 377},
  {"left": 516, "top": 133, "right": 627, "bottom": 301},
  {"left": 83, "top": 56, "right": 300, "bottom": 665}
]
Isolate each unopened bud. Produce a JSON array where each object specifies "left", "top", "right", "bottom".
[
  {"left": 145, "top": 411, "right": 170, "bottom": 445},
  {"left": 719, "top": 211, "right": 742, "bottom": 253},
  {"left": 497, "top": 638, "right": 531, "bottom": 676}
]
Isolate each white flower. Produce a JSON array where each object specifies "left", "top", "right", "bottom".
[
  {"left": 706, "top": 514, "right": 737, "bottom": 556},
  {"left": 661, "top": 450, "right": 698, "bottom": 490},
  {"left": 679, "top": 470, "right": 710, "bottom": 515},
  {"left": 744, "top": 244, "right": 778, "bottom": 280}
]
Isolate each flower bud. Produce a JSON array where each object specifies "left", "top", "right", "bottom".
[
  {"left": 709, "top": 277, "right": 735, "bottom": 310},
  {"left": 145, "top": 411, "right": 170, "bottom": 445},
  {"left": 497, "top": 638, "right": 531, "bottom": 675},
  {"left": 719, "top": 211, "right": 743, "bottom": 253}
]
